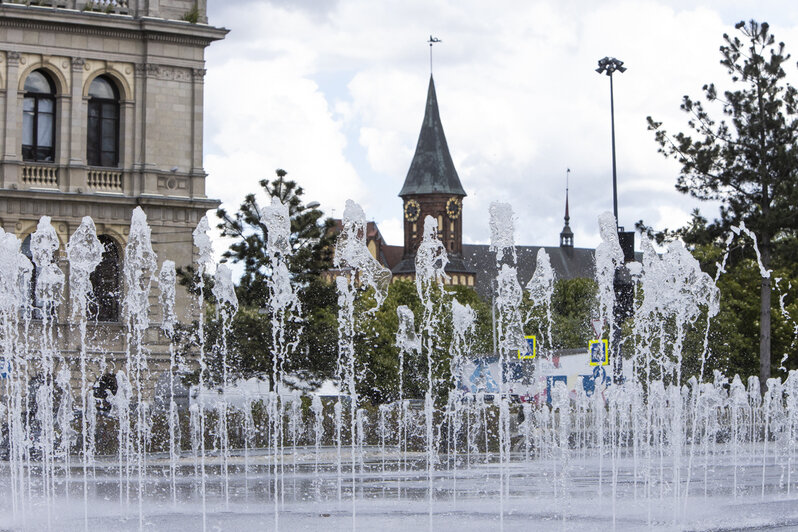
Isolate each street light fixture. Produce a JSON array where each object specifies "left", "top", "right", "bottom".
[
  {"left": 596, "top": 57, "right": 631, "bottom": 385},
  {"left": 595, "top": 57, "right": 625, "bottom": 229}
]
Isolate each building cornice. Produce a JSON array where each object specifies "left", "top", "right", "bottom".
[
  {"left": 0, "top": 188, "right": 220, "bottom": 211},
  {"left": 0, "top": 5, "right": 229, "bottom": 47}
]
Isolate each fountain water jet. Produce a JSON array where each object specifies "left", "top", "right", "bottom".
[{"left": 0, "top": 205, "right": 796, "bottom": 531}]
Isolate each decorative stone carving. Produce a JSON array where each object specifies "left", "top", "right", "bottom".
[
  {"left": 131, "top": 64, "right": 194, "bottom": 83},
  {"left": 158, "top": 176, "right": 188, "bottom": 192},
  {"left": 173, "top": 68, "right": 192, "bottom": 82},
  {"left": 71, "top": 57, "right": 86, "bottom": 72}
]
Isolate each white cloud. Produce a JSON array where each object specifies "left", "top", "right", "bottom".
[
  {"left": 204, "top": 56, "right": 364, "bottom": 222},
  {"left": 377, "top": 216, "right": 403, "bottom": 247},
  {"left": 204, "top": 0, "right": 798, "bottom": 252}
]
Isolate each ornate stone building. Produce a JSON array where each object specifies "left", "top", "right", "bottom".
[{"left": 0, "top": 1, "right": 226, "bottom": 391}]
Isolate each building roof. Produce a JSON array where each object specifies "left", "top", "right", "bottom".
[
  {"left": 328, "top": 219, "right": 404, "bottom": 270},
  {"left": 462, "top": 244, "right": 596, "bottom": 300},
  {"left": 399, "top": 75, "right": 466, "bottom": 197},
  {"left": 382, "top": 244, "right": 404, "bottom": 270},
  {"left": 391, "top": 253, "right": 476, "bottom": 276}
]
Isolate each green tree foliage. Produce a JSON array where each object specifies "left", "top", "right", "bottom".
[
  {"left": 647, "top": 20, "right": 798, "bottom": 385},
  {"left": 215, "top": 169, "right": 336, "bottom": 304},
  {"left": 637, "top": 211, "right": 798, "bottom": 382},
  {"left": 351, "top": 280, "right": 492, "bottom": 405},
  {"left": 349, "top": 277, "right": 597, "bottom": 406},
  {"left": 522, "top": 278, "right": 597, "bottom": 351},
  {"left": 180, "top": 169, "right": 339, "bottom": 388}
]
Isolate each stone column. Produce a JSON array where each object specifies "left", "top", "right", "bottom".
[
  {"left": 141, "top": 63, "right": 160, "bottom": 195},
  {"left": 4, "top": 52, "right": 20, "bottom": 161},
  {"left": 190, "top": 67, "right": 206, "bottom": 198},
  {"left": 120, "top": 99, "right": 135, "bottom": 195},
  {"left": 3, "top": 52, "right": 21, "bottom": 189},
  {"left": 69, "top": 57, "right": 85, "bottom": 165},
  {"left": 66, "top": 57, "right": 87, "bottom": 193},
  {"left": 132, "top": 62, "right": 146, "bottom": 171},
  {"left": 197, "top": 0, "right": 208, "bottom": 24},
  {"left": 132, "top": 62, "right": 150, "bottom": 197},
  {"left": 145, "top": 0, "right": 160, "bottom": 19}
]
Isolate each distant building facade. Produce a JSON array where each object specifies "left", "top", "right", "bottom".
[
  {"left": 390, "top": 75, "right": 476, "bottom": 287},
  {"left": 336, "top": 75, "right": 596, "bottom": 297},
  {"left": 0, "top": 1, "right": 226, "bottom": 391}
]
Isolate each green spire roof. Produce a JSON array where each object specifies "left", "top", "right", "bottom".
[{"left": 399, "top": 75, "right": 466, "bottom": 197}]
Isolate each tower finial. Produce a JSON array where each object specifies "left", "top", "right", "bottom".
[
  {"left": 560, "top": 168, "right": 573, "bottom": 248},
  {"left": 428, "top": 35, "right": 441, "bottom": 75},
  {"left": 565, "top": 168, "right": 570, "bottom": 222}
]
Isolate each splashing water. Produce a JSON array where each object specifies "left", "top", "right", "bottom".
[
  {"left": 595, "top": 212, "right": 624, "bottom": 332},
  {"left": 0, "top": 206, "right": 797, "bottom": 532},
  {"left": 334, "top": 200, "right": 392, "bottom": 306},
  {"left": 157, "top": 259, "right": 180, "bottom": 506},
  {"left": 395, "top": 303, "right": 419, "bottom": 482},
  {"left": 261, "top": 196, "right": 302, "bottom": 528},
  {"left": 526, "top": 248, "right": 556, "bottom": 377},
  {"left": 30, "top": 216, "right": 64, "bottom": 519},
  {"left": 333, "top": 199, "right": 391, "bottom": 523},
  {"left": 212, "top": 263, "right": 238, "bottom": 507},
  {"left": 415, "top": 215, "right": 448, "bottom": 526},
  {"left": 123, "top": 207, "right": 158, "bottom": 529},
  {"left": 489, "top": 202, "right": 525, "bottom": 528},
  {"left": 0, "top": 227, "right": 31, "bottom": 518},
  {"left": 66, "top": 216, "right": 104, "bottom": 526}
]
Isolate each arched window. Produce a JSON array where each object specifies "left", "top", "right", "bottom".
[
  {"left": 86, "top": 76, "right": 119, "bottom": 167},
  {"left": 22, "top": 70, "right": 56, "bottom": 162},
  {"left": 88, "top": 235, "right": 120, "bottom": 322}
]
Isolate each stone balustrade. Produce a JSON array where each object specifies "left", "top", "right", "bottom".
[
  {"left": 1, "top": 1, "right": 131, "bottom": 15},
  {"left": 88, "top": 168, "right": 123, "bottom": 192},
  {"left": 21, "top": 164, "right": 59, "bottom": 188}
]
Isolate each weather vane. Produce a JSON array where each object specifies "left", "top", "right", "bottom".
[{"left": 428, "top": 35, "right": 441, "bottom": 74}]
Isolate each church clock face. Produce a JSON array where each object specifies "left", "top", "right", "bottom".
[
  {"left": 446, "top": 197, "right": 462, "bottom": 219},
  {"left": 404, "top": 199, "right": 421, "bottom": 222}
]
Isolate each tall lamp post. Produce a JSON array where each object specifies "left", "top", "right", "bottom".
[
  {"left": 596, "top": 56, "right": 631, "bottom": 384},
  {"left": 595, "top": 56, "right": 626, "bottom": 227}
]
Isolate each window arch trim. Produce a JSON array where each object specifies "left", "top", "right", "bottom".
[
  {"left": 82, "top": 70, "right": 132, "bottom": 102},
  {"left": 17, "top": 64, "right": 67, "bottom": 95}
]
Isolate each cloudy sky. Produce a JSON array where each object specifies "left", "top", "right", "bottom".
[{"left": 202, "top": 0, "right": 798, "bottom": 251}]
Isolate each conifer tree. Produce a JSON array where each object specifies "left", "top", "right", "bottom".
[{"left": 648, "top": 20, "right": 798, "bottom": 387}]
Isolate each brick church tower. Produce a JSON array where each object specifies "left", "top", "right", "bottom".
[{"left": 391, "top": 75, "right": 476, "bottom": 287}]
